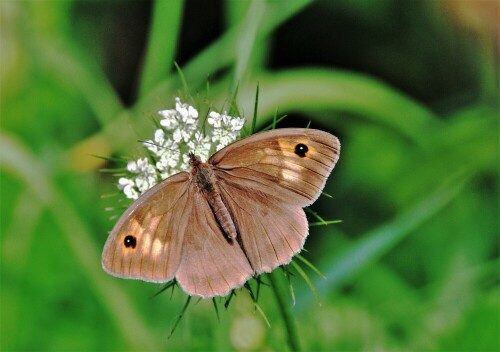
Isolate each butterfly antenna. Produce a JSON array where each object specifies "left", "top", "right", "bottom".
[{"left": 139, "top": 139, "right": 160, "bottom": 148}]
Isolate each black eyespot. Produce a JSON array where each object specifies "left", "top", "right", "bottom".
[
  {"left": 294, "top": 143, "right": 308, "bottom": 157},
  {"left": 124, "top": 235, "right": 137, "bottom": 249}
]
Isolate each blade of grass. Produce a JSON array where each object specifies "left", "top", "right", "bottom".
[
  {"left": 251, "top": 83, "right": 260, "bottom": 134},
  {"left": 212, "top": 298, "right": 220, "bottom": 322},
  {"left": 229, "top": 83, "right": 241, "bottom": 117},
  {"left": 255, "top": 276, "right": 262, "bottom": 308},
  {"left": 261, "top": 114, "right": 288, "bottom": 131},
  {"left": 91, "top": 154, "right": 128, "bottom": 163},
  {"left": 321, "top": 191, "right": 333, "bottom": 198},
  {"left": 295, "top": 254, "right": 326, "bottom": 279},
  {"left": 151, "top": 280, "right": 177, "bottom": 298},
  {"left": 272, "top": 108, "right": 279, "bottom": 129},
  {"left": 174, "top": 61, "right": 190, "bottom": 97},
  {"left": 232, "top": 0, "right": 265, "bottom": 90},
  {"left": 1, "top": 190, "right": 43, "bottom": 272},
  {"left": 309, "top": 219, "right": 342, "bottom": 226},
  {"left": 254, "top": 302, "right": 271, "bottom": 328},
  {"left": 138, "top": 0, "right": 183, "bottom": 97},
  {"left": 291, "top": 260, "right": 321, "bottom": 306},
  {"left": 168, "top": 296, "right": 192, "bottom": 338},
  {"left": 99, "top": 168, "right": 128, "bottom": 173},
  {"left": 282, "top": 267, "right": 297, "bottom": 306},
  {"left": 268, "top": 270, "right": 301, "bottom": 350},
  {"left": 224, "top": 291, "right": 236, "bottom": 309},
  {"left": 244, "top": 282, "right": 256, "bottom": 302},
  {"left": 305, "top": 208, "right": 328, "bottom": 225},
  {"left": 36, "top": 38, "right": 124, "bottom": 127}
]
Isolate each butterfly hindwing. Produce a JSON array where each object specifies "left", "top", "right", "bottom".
[
  {"left": 175, "top": 189, "right": 253, "bottom": 298},
  {"left": 217, "top": 179, "right": 308, "bottom": 274}
]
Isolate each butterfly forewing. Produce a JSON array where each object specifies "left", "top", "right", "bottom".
[
  {"left": 210, "top": 128, "right": 340, "bottom": 275},
  {"left": 210, "top": 128, "right": 340, "bottom": 206},
  {"left": 102, "top": 172, "right": 191, "bottom": 282}
]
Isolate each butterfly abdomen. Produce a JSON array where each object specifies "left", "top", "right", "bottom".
[{"left": 206, "top": 192, "right": 237, "bottom": 240}]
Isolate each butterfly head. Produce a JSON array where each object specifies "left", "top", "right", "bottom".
[{"left": 188, "top": 152, "right": 203, "bottom": 168}]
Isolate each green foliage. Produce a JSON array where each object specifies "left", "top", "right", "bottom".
[{"left": 1, "top": 0, "right": 498, "bottom": 351}]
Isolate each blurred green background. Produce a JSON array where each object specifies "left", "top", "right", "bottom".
[{"left": 1, "top": 0, "right": 498, "bottom": 351}]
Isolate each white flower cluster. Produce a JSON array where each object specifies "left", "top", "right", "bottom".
[
  {"left": 208, "top": 111, "right": 246, "bottom": 151},
  {"left": 117, "top": 97, "right": 245, "bottom": 200},
  {"left": 117, "top": 158, "right": 157, "bottom": 200}
]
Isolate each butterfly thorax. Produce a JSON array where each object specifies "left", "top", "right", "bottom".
[
  {"left": 189, "top": 153, "right": 215, "bottom": 192},
  {"left": 189, "top": 152, "right": 238, "bottom": 240}
]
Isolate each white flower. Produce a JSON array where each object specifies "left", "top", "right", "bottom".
[
  {"left": 117, "top": 98, "right": 246, "bottom": 199},
  {"left": 187, "top": 131, "right": 212, "bottom": 162},
  {"left": 157, "top": 109, "right": 178, "bottom": 129},
  {"left": 208, "top": 111, "right": 245, "bottom": 151},
  {"left": 207, "top": 111, "right": 223, "bottom": 128},
  {"left": 119, "top": 158, "right": 158, "bottom": 199},
  {"left": 144, "top": 129, "right": 181, "bottom": 179},
  {"left": 118, "top": 177, "right": 139, "bottom": 200},
  {"left": 143, "top": 129, "right": 167, "bottom": 155},
  {"left": 159, "top": 97, "right": 199, "bottom": 142},
  {"left": 176, "top": 97, "right": 198, "bottom": 121}
]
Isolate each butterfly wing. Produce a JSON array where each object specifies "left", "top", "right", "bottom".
[
  {"left": 209, "top": 128, "right": 340, "bottom": 207},
  {"left": 175, "top": 189, "right": 253, "bottom": 298},
  {"left": 217, "top": 183, "right": 308, "bottom": 273},
  {"left": 102, "top": 172, "right": 192, "bottom": 282},
  {"left": 211, "top": 128, "right": 340, "bottom": 273},
  {"left": 103, "top": 128, "right": 339, "bottom": 295}
]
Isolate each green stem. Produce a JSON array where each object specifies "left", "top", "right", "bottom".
[
  {"left": 138, "top": 0, "right": 183, "bottom": 98},
  {"left": 268, "top": 270, "right": 301, "bottom": 351}
]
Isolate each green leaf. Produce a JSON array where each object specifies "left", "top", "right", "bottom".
[
  {"left": 138, "top": 0, "right": 183, "bottom": 97},
  {"left": 295, "top": 254, "right": 326, "bottom": 279},
  {"left": 291, "top": 260, "right": 322, "bottom": 306},
  {"left": 169, "top": 296, "right": 192, "bottom": 338},
  {"left": 251, "top": 83, "right": 259, "bottom": 134}
]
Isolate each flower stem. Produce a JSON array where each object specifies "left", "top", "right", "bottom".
[{"left": 268, "top": 270, "right": 301, "bottom": 351}]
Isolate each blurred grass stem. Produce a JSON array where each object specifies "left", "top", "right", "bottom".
[
  {"left": 0, "top": 133, "right": 159, "bottom": 350},
  {"left": 268, "top": 270, "right": 302, "bottom": 351}
]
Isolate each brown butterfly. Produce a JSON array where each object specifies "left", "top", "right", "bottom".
[{"left": 102, "top": 128, "right": 340, "bottom": 298}]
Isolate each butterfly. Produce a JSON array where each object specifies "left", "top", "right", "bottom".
[{"left": 102, "top": 128, "right": 340, "bottom": 298}]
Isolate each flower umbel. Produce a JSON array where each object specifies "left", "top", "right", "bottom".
[
  {"left": 159, "top": 97, "right": 199, "bottom": 143},
  {"left": 118, "top": 98, "right": 245, "bottom": 199},
  {"left": 208, "top": 111, "right": 245, "bottom": 151},
  {"left": 117, "top": 158, "right": 158, "bottom": 200}
]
